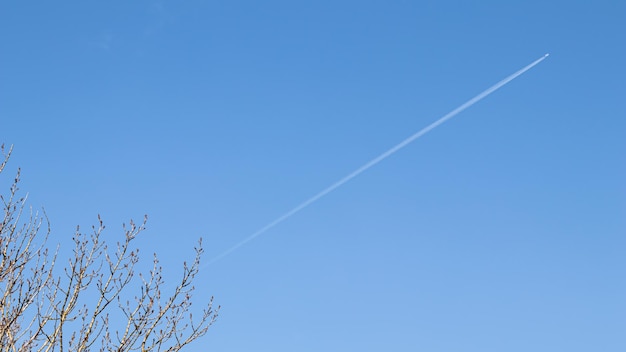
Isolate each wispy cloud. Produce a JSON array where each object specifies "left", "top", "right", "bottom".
[{"left": 92, "top": 30, "right": 114, "bottom": 51}]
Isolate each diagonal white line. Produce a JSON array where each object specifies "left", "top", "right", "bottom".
[{"left": 207, "top": 53, "right": 550, "bottom": 265}]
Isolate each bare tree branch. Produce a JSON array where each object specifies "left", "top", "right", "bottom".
[{"left": 0, "top": 145, "right": 219, "bottom": 352}]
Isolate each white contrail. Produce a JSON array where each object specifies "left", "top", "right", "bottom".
[{"left": 207, "top": 53, "right": 549, "bottom": 265}]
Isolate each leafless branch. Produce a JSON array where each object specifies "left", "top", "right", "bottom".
[{"left": 0, "top": 145, "right": 219, "bottom": 351}]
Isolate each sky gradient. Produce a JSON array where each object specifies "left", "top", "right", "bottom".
[{"left": 1, "top": 1, "right": 625, "bottom": 351}]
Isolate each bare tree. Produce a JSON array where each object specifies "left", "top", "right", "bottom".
[{"left": 0, "top": 144, "right": 219, "bottom": 351}]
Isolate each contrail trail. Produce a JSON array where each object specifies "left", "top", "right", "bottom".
[{"left": 207, "top": 53, "right": 549, "bottom": 265}]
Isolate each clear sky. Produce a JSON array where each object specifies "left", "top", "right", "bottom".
[{"left": 1, "top": 1, "right": 624, "bottom": 351}]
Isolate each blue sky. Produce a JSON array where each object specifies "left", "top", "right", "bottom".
[{"left": 1, "top": 1, "right": 624, "bottom": 351}]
